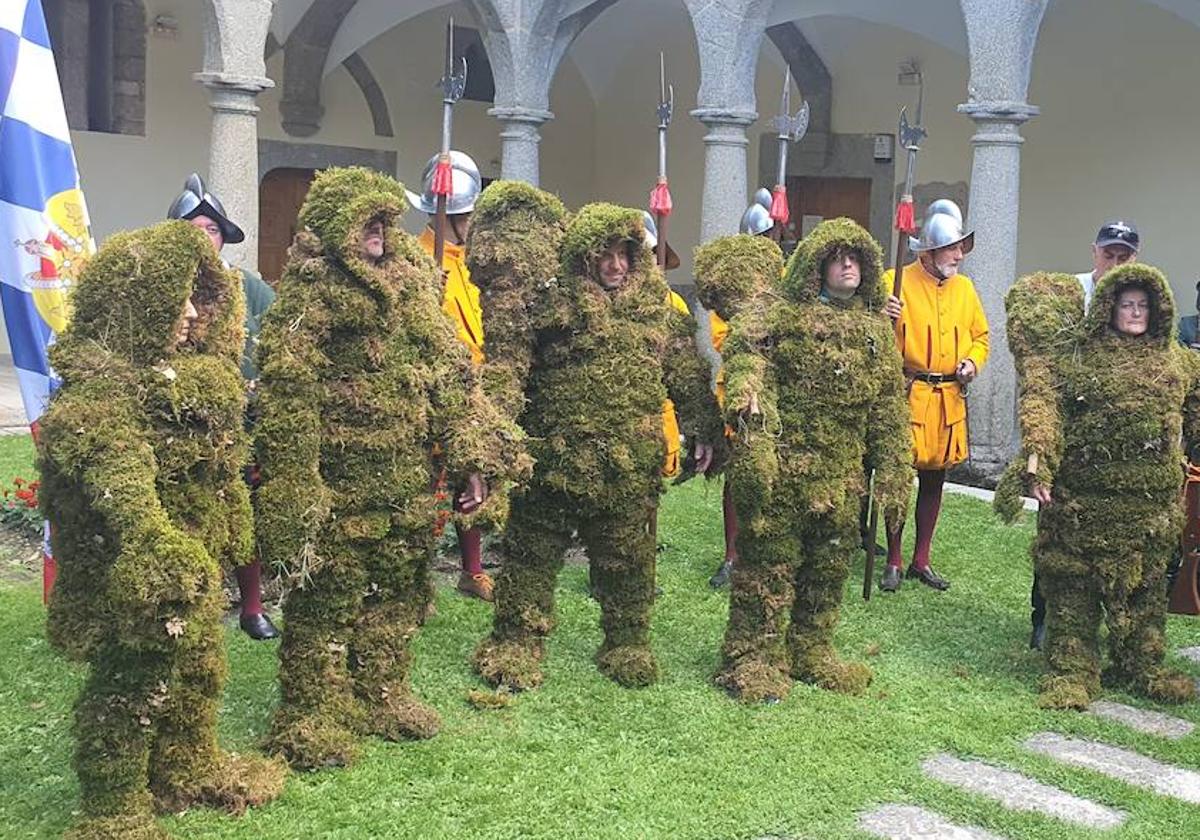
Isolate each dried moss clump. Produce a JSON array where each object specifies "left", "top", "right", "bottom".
[
  {"left": 465, "top": 180, "right": 568, "bottom": 421},
  {"left": 473, "top": 202, "right": 723, "bottom": 690},
  {"left": 994, "top": 272, "right": 1085, "bottom": 521},
  {"left": 702, "top": 220, "right": 911, "bottom": 703},
  {"left": 38, "top": 221, "right": 285, "bottom": 839},
  {"left": 1006, "top": 263, "right": 1200, "bottom": 709},
  {"left": 256, "top": 168, "right": 530, "bottom": 770}
]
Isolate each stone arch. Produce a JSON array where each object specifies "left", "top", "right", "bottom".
[{"left": 42, "top": 0, "right": 146, "bottom": 135}]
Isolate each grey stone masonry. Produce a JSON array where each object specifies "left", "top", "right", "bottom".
[
  {"left": 1088, "top": 700, "right": 1195, "bottom": 741},
  {"left": 1025, "top": 732, "right": 1200, "bottom": 804},
  {"left": 1178, "top": 646, "right": 1200, "bottom": 665},
  {"left": 196, "top": 0, "right": 275, "bottom": 272},
  {"left": 468, "top": 0, "right": 617, "bottom": 185},
  {"left": 859, "top": 804, "right": 1008, "bottom": 840},
  {"left": 921, "top": 753, "right": 1126, "bottom": 829},
  {"left": 956, "top": 0, "right": 1051, "bottom": 477}
]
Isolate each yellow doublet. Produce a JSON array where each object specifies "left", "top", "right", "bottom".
[
  {"left": 661, "top": 290, "right": 692, "bottom": 476},
  {"left": 419, "top": 227, "right": 484, "bottom": 365},
  {"left": 884, "top": 260, "right": 989, "bottom": 470}
]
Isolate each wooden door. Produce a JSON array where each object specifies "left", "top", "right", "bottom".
[
  {"left": 784, "top": 176, "right": 872, "bottom": 242},
  {"left": 259, "top": 167, "right": 317, "bottom": 287}
]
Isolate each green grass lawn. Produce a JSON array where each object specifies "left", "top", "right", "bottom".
[
  {"left": 2, "top": 473, "right": 1200, "bottom": 839},
  {"left": 0, "top": 433, "right": 35, "bottom": 491}
]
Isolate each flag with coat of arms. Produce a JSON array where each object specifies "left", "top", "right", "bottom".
[{"left": 0, "top": 0, "right": 95, "bottom": 598}]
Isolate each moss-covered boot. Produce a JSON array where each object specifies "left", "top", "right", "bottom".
[
  {"left": 1037, "top": 674, "right": 1097, "bottom": 711},
  {"left": 595, "top": 643, "right": 659, "bottom": 688},
  {"left": 472, "top": 636, "right": 545, "bottom": 691},
  {"left": 152, "top": 751, "right": 287, "bottom": 816},
  {"left": 714, "top": 655, "right": 793, "bottom": 703},
  {"left": 264, "top": 708, "right": 361, "bottom": 770}
]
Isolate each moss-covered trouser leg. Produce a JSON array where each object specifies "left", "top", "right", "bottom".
[
  {"left": 69, "top": 644, "right": 171, "bottom": 840},
  {"left": 1101, "top": 502, "right": 1196, "bottom": 703},
  {"left": 1036, "top": 535, "right": 1102, "bottom": 710},
  {"left": 715, "top": 514, "right": 796, "bottom": 703},
  {"left": 473, "top": 486, "right": 571, "bottom": 690},
  {"left": 583, "top": 498, "right": 660, "bottom": 687},
  {"left": 788, "top": 503, "right": 871, "bottom": 695},
  {"left": 352, "top": 526, "right": 441, "bottom": 740},
  {"left": 265, "top": 541, "right": 366, "bottom": 769}
]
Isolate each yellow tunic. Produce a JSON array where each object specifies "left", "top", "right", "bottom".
[
  {"left": 884, "top": 260, "right": 989, "bottom": 470},
  {"left": 419, "top": 227, "right": 485, "bottom": 365},
  {"left": 662, "top": 290, "right": 692, "bottom": 476}
]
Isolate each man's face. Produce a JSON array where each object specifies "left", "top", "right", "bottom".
[
  {"left": 1092, "top": 243, "right": 1136, "bottom": 278},
  {"left": 923, "top": 242, "right": 964, "bottom": 280},
  {"left": 822, "top": 249, "right": 861, "bottom": 298},
  {"left": 174, "top": 296, "right": 199, "bottom": 348},
  {"left": 1112, "top": 287, "right": 1150, "bottom": 337},
  {"left": 596, "top": 241, "right": 630, "bottom": 291},
  {"left": 189, "top": 215, "right": 223, "bottom": 253},
  {"left": 360, "top": 218, "right": 386, "bottom": 262}
]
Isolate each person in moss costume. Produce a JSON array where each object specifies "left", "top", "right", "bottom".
[
  {"left": 471, "top": 199, "right": 724, "bottom": 690},
  {"left": 38, "top": 221, "right": 286, "bottom": 840},
  {"left": 997, "top": 264, "right": 1200, "bottom": 710},
  {"left": 255, "top": 167, "right": 529, "bottom": 769},
  {"left": 698, "top": 219, "right": 912, "bottom": 702}
]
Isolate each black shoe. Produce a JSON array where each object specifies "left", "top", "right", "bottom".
[
  {"left": 1029, "top": 621, "right": 1046, "bottom": 651},
  {"left": 239, "top": 612, "right": 279, "bottom": 640},
  {"left": 879, "top": 565, "right": 902, "bottom": 593},
  {"left": 709, "top": 560, "right": 733, "bottom": 589},
  {"left": 905, "top": 565, "right": 950, "bottom": 591}
]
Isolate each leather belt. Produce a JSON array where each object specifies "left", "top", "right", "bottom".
[{"left": 907, "top": 370, "right": 957, "bottom": 385}]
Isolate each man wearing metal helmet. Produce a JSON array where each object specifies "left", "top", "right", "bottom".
[
  {"left": 167, "top": 173, "right": 280, "bottom": 640},
  {"left": 879, "top": 200, "right": 989, "bottom": 593},
  {"left": 407, "top": 150, "right": 494, "bottom": 602}
]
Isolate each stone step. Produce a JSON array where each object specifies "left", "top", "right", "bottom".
[
  {"left": 1024, "top": 732, "right": 1200, "bottom": 804},
  {"left": 1179, "top": 646, "right": 1200, "bottom": 665},
  {"left": 1088, "top": 699, "right": 1195, "bottom": 740},
  {"left": 858, "top": 804, "right": 1007, "bottom": 839},
  {"left": 921, "top": 753, "right": 1126, "bottom": 829}
]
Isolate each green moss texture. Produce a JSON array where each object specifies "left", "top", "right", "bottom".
[
  {"left": 1003, "top": 263, "right": 1200, "bottom": 709},
  {"left": 255, "top": 168, "right": 530, "bottom": 769},
  {"left": 38, "top": 221, "right": 285, "bottom": 839},
  {"left": 698, "top": 221, "right": 912, "bottom": 703},
  {"left": 472, "top": 201, "right": 722, "bottom": 690}
]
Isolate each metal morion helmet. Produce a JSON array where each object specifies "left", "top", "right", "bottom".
[
  {"left": 166, "top": 172, "right": 245, "bottom": 244},
  {"left": 740, "top": 202, "right": 773, "bottom": 236},
  {"left": 909, "top": 199, "right": 974, "bottom": 255},
  {"left": 753, "top": 187, "right": 773, "bottom": 210},
  {"left": 640, "top": 210, "right": 681, "bottom": 270},
  {"left": 404, "top": 150, "right": 482, "bottom": 215},
  {"left": 924, "top": 198, "right": 963, "bottom": 226}
]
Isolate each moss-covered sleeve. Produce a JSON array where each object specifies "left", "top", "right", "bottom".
[
  {"left": 866, "top": 322, "right": 913, "bottom": 524},
  {"left": 40, "top": 388, "right": 213, "bottom": 623},
  {"left": 254, "top": 277, "right": 334, "bottom": 580},
  {"left": 1181, "top": 347, "right": 1200, "bottom": 462}
]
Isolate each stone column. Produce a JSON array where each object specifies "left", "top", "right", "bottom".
[
  {"left": 957, "top": 0, "right": 1049, "bottom": 478},
  {"left": 957, "top": 101, "right": 1039, "bottom": 474},
  {"left": 489, "top": 106, "right": 554, "bottom": 185},
  {"left": 691, "top": 109, "right": 757, "bottom": 242},
  {"left": 196, "top": 0, "right": 274, "bottom": 271}
]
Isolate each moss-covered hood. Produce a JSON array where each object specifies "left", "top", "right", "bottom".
[
  {"left": 559, "top": 202, "right": 648, "bottom": 283},
  {"left": 54, "top": 220, "right": 241, "bottom": 370},
  {"left": 297, "top": 166, "right": 409, "bottom": 270},
  {"left": 781, "top": 217, "right": 884, "bottom": 310},
  {"left": 466, "top": 180, "right": 567, "bottom": 285},
  {"left": 693, "top": 234, "right": 783, "bottom": 321},
  {"left": 1084, "top": 263, "right": 1175, "bottom": 346},
  {"left": 1005, "top": 271, "right": 1085, "bottom": 360}
]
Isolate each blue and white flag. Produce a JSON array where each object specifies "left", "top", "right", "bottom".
[{"left": 0, "top": 0, "right": 93, "bottom": 426}]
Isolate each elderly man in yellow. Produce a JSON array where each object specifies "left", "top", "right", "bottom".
[
  {"left": 880, "top": 200, "right": 989, "bottom": 593},
  {"left": 408, "top": 150, "right": 491, "bottom": 600}
]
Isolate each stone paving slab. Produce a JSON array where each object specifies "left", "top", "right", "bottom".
[
  {"left": 921, "top": 753, "right": 1126, "bottom": 829},
  {"left": 1088, "top": 700, "right": 1195, "bottom": 740},
  {"left": 1179, "top": 646, "right": 1200, "bottom": 665},
  {"left": 859, "top": 804, "right": 1007, "bottom": 839},
  {"left": 1025, "top": 732, "right": 1200, "bottom": 805}
]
